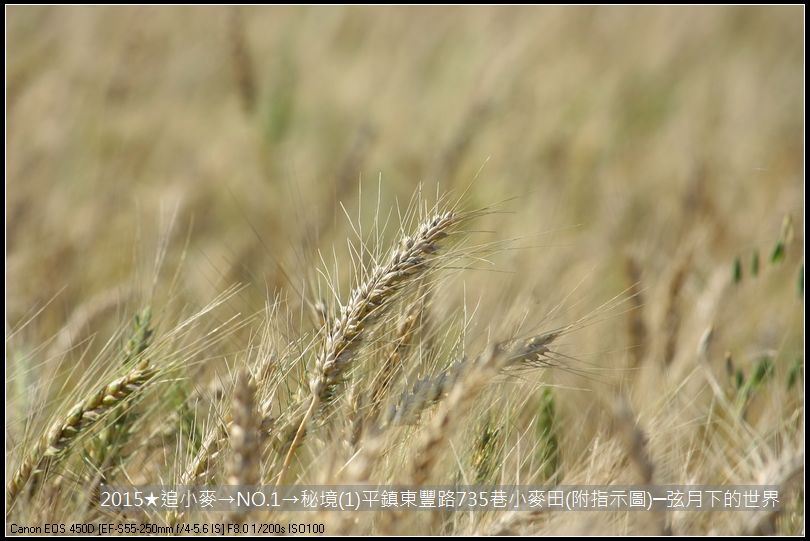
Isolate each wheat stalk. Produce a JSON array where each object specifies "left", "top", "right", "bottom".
[
  {"left": 226, "top": 368, "right": 262, "bottom": 486},
  {"left": 84, "top": 308, "right": 154, "bottom": 504},
  {"left": 227, "top": 6, "right": 256, "bottom": 114},
  {"left": 624, "top": 253, "right": 648, "bottom": 368},
  {"left": 277, "top": 210, "right": 459, "bottom": 483},
  {"left": 663, "top": 254, "right": 690, "bottom": 366},
  {"left": 223, "top": 368, "right": 263, "bottom": 524},
  {"left": 366, "top": 294, "right": 424, "bottom": 423},
  {"left": 7, "top": 359, "right": 154, "bottom": 511},
  {"left": 378, "top": 337, "right": 555, "bottom": 534},
  {"left": 612, "top": 399, "right": 670, "bottom": 535},
  {"left": 378, "top": 341, "right": 520, "bottom": 535},
  {"left": 382, "top": 332, "right": 558, "bottom": 427},
  {"left": 179, "top": 351, "right": 278, "bottom": 488},
  {"left": 408, "top": 344, "right": 507, "bottom": 486}
]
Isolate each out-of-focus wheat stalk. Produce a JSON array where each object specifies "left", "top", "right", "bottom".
[
  {"left": 226, "top": 368, "right": 262, "bottom": 486},
  {"left": 366, "top": 294, "right": 424, "bottom": 423},
  {"left": 227, "top": 6, "right": 256, "bottom": 114},
  {"left": 382, "top": 332, "right": 558, "bottom": 427},
  {"left": 624, "top": 254, "right": 648, "bottom": 368}
]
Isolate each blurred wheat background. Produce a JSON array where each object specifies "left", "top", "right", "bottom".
[{"left": 5, "top": 6, "right": 804, "bottom": 535}]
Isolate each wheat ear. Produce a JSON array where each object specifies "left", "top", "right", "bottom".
[
  {"left": 226, "top": 368, "right": 262, "bottom": 486},
  {"left": 383, "top": 332, "right": 558, "bottom": 427},
  {"left": 624, "top": 254, "right": 648, "bottom": 368},
  {"left": 224, "top": 368, "right": 263, "bottom": 524},
  {"left": 366, "top": 295, "right": 423, "bottom": 423},
  {"left": 377, "top": 342, "right": 512, "bottom": 535},
  {"left": 277, "top": 210, "right": 458, "bottom": 483},
  {"left": 7, "top": 359, "right": 154, "bottom": 510},
  {"left": 84, "top": 308, "right": 154, "bottom": 503}
]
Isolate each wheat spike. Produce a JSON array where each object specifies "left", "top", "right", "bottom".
[
  {"left": 226, "top": 368, "right": 262, "bottom": 487},
  {"left": 382, "top": 332, "right": 558, "bottom": 427},
  {"left": 7, "top": 360, "right": 154, "bottom": 510},
  {"left": 277, "top": 210, "right": 459, "bottom": 484}
]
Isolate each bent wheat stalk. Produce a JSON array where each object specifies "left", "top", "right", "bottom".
[
  {"left": 7, "top": 359, "right": 155, "bottom": 511},
  {"left": 85, "top": 308, "right": 154, "bottom": 504},
  {"left": 408, "top": 336, "right": 553, "bottom": 485},
  {"left": 366, "top": 294, "right": 424, "bottom": 423},
  {"left": 277, "top": 210, "right": 459, "bottom": 483},
  {"left": 379, "top": 338, "right": 549, "bottom": 535},
  {"left": 382, "top": 331, "right": 558, "bottom": 427}
]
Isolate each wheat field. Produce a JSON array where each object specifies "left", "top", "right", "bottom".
[{"left": 5, "top": 6, "right": 804, "bottom": 536}]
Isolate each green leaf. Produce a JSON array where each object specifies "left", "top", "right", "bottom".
[
  {"left": 734, "top": 368, "right": 745, "bottom": 391},
  {"left": 787, "top": 357, "right": 803, "bottom": 390},
  {"left": 771, "top": 240, "right": 785, "bottom": 264},
  {"left": 536, "top": 387, "right": 560, "bottom": 483},
  {"left": 733, "top": 256, "right": 743, "bottom": 284},
  {"left": 749, "top": 355, "right": 774, "bottom": 387},
  {"left": 472, "top": 416, "right": 502, "bottom": 484}
]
